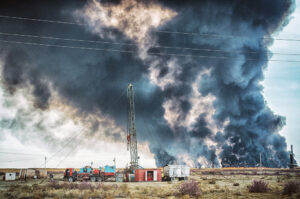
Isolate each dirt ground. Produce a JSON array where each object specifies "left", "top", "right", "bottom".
[{"left": 0, "top": 168, "right": 299, "bottom": 199}]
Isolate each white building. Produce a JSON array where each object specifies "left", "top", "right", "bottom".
[{"left": 5, "top": 173, "right": 16, "bottom": 181}]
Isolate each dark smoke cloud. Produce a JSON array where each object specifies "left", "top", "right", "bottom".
[
  {"left": 2, "top": 49, "right": 51, "bottom": 110},
  {"left": 0, "top": 0, "right": 295, "bottom": 167}
]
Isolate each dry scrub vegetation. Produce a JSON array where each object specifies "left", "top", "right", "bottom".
[{"left": 0, "top": 169, "right": 299, "bottom": 198}]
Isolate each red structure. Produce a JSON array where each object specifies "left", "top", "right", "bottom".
[{"left": 134, "top": 169, "right": 162, "bottom": 182}]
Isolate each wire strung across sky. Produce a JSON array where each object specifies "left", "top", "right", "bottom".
[
  {"left": 2, "top": 31, "right": 300, "bottom": 56},
  {"left": 0, "top": 158, "right": 42, "bottom": 163},
  {"left": 0, "top": 151, "right": 44, "bottom": 156},
  {"left": 35, "top": 89, "right": 127, "bottom": 168},
  {"left": 1, "top": 14, "right": 300, "bottom": 42},
  {"left": 1, "top": 39, "right": 300, "bottom": 63}
]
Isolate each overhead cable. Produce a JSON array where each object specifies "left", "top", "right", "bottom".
[
  {"left": 1, "top": 14, "right": 300, "bottom": 42},
  {"left": 1, "top": 39, "right": 300, "bottom": 63},
  {"left": 2, "top": 31, "right": 300, "bottom": 56}
]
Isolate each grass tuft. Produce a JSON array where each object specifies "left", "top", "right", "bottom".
[{"left": 208, "top": 179, "right": 216, "bottom": 184}]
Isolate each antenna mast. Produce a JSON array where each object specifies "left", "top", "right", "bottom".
[{"left": 127, "top": 83, "right": 139, "bottom": 169}]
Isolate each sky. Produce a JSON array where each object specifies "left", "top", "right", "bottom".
[
  {"left": 264, "top": 0, "right": 300, "bottom": 164},
  {"left": 0, "top": 0, "right": 299, "bottom": 169}
]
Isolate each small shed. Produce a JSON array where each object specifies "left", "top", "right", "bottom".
[
  {"left": 37, "top": 169, "right": 47, "bottom": 178},
  {"left": 135, "top": 169, "right": 162, "bottom": 182},
  {"left": 5, "top": 173, "right": 16, "bottom": 181},
  {"left": 23, "top": 169, "right": 47, "bottom": 179},
  {"left": 26, "top": 169, "right": 36, "bottom": 178}
]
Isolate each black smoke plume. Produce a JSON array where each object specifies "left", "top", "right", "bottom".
[{"left": 0, "top": 0, "right": 295, "bottom": 167}]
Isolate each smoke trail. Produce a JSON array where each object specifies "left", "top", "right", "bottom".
[{"left": 77, "top": 0, "right": 295, "bottom": 167}]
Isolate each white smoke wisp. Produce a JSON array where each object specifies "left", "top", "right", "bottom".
[{"left": 76, "top": 0, "right": 176, "bottom": 44}]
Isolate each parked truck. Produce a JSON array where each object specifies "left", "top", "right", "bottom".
[
  {"left": 163, "top": 165, "right": 190, "bottom": 181},
  {"left": 64, "top": 168, "right": 78, "bottom": 182},
  {"left": 64, "top": 165, "right": 116, "bottom": 182}
]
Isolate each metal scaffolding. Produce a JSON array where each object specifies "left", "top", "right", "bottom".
[{"left": 127, "top": 83, "right": 139, "bottom": 169}]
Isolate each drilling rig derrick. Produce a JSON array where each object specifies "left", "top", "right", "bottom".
[{"left": 127, "top": 83, "right": 139, "bottom": 169}]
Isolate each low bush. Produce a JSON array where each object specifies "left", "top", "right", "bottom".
[
  {"left": 179, "top": 180, "right": 201, "bottom": 197},
  {"left": 248, "top": 180, "right": 269, "bottom": 193},
  {"left": 47, "top": 181, "right": 60, "bottom": 189},
  {"left": 233, "top": 183, "right": 239, "bottom": 186},
  {"left": 282, "top": 181, "right": 299, "bottom": 195},
  {"left": 60, "top": 182, "right": 78, "bottom": 189},
  {"left": 78, "top": 182, "right": 94, "bottom": 191}
]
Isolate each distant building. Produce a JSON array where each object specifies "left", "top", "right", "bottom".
[{"left": 5, "top": 173, "right": 16, "bottom": 181}]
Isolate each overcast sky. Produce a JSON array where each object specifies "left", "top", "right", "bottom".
[{"left": 264, "top": 0, "right": 300, "bottom": 164}]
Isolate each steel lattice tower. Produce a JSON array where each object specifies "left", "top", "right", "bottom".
[{"left": 127, "top": 83, "right": 139, "bottom": 169}]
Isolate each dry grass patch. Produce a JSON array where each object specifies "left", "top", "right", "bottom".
[{"left": 208, "top": 178, "right": 216, "bottom": 184}]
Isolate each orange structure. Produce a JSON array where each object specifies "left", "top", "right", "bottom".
[{"left": 134, "top": 169, "right": 162, "bottom": 182}]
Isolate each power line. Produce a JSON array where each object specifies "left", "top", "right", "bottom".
[
  {"left": 1, "top": 14, "right": 300, "bottom": 42},
  {"left": 55, "top": 137, "right": 83, "bottom": 168},
  {"left": 0, "top": 151, "right": 43, "bottom": 156},
  {"left": 2, "top": 39, "right": 300, "bottom": 63},
  {"left": 37, "top": 128, "right": 86, "bottom": 168},
  {"left": 39, "top": 89, "right": 127, "bottom": 168},
  {"left": 0, "top": 157, "right": 42, "bottom": 163},
  {"left": 0, "top": 14, "right": 84, "bottom": 26},
  {"left": 54, "top": 90, "right": 127, "bottom": 168},
  {"left": 155, "top": 30, "right": 300, "bottom": 42},
  {"left": 2, "top": 31, "right": 300, "bottom": 56}
]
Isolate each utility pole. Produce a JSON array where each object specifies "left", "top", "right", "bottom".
[
  {"left": 289, "top": 145, "right": 295, "bottom": 169},
  {"left": 127, "top": 83, "right": 139, "bottom": 170},
  {"left": 260, "top": 153, "right": 262, "bottom": 168},
  {"left": 45, "top": 156, "right": 47, "bottom": 168}
]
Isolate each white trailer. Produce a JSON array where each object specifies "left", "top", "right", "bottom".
[{"left": 163, "top": 165, "right": 190, "bottom": 181}]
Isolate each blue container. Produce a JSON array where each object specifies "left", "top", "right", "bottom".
[
  {"left": 80, "top": 167, "right": 92, "bottom": 173},
  {"left": 104, "top": 165, "right": 115, "bottom": 173}
]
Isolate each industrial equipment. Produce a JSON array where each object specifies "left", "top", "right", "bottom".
[
  {"left": 64, "top": 164, "right": 116, "bottom": 182},
  {"left": 127, "top": 83, "right": 139, "bottom": 170},
  {"left": 64, "top": 168, "right": 78, "bottom": 182},
  {"left": 289, "top": 145, "right": 298, "bottom": 169},
  {"left": 163, "top": 165, "right": 190, "bottom": 181}
]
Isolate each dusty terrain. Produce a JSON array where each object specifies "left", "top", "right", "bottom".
[{"left": 0, "top": 168, "right": 299, "bottom": 198}]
